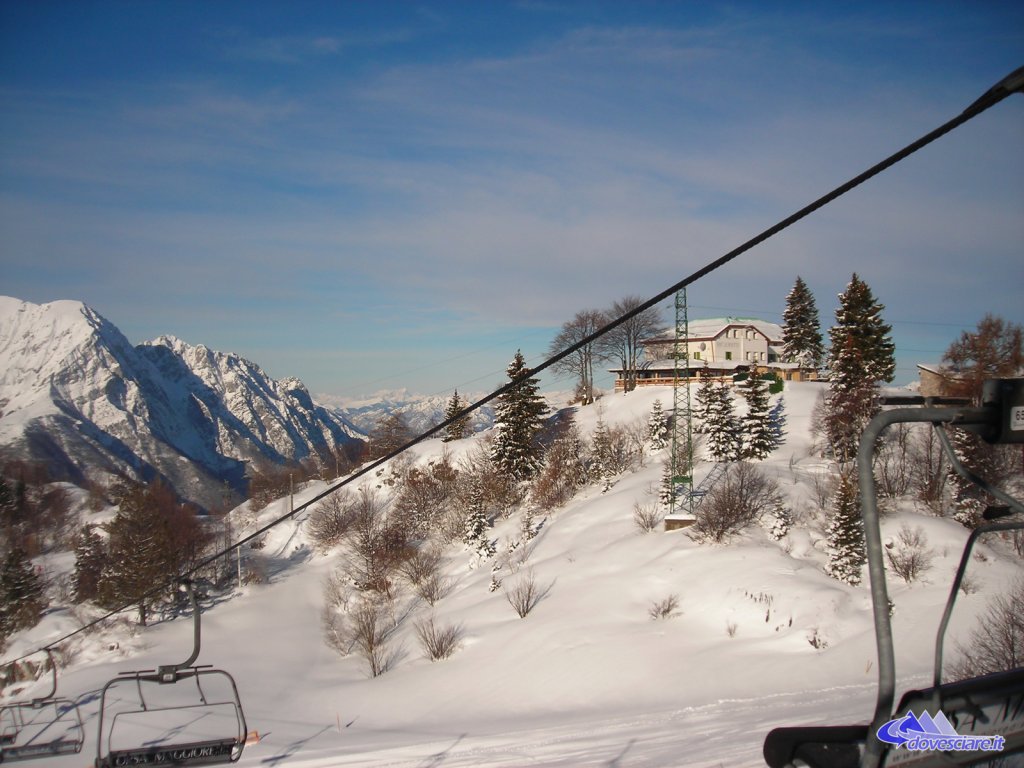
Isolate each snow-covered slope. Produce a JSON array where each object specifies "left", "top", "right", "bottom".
[
  {"left": 5, "top": 381, "right": 1021, "bottom": 767},
  {"left": 0, "top": 297, "right": 362, "bottom": 509}
]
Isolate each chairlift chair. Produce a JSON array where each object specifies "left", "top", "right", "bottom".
[
  {"left": 763, "top": 380, "right": 1024, "bottom": 767},
  {"left": 94, "top": 581, "right": 248, "bottom": 768},
  {"left": 0, "top": 648, "right": 85, "bottom": 762}
]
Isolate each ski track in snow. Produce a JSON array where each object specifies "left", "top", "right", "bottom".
[{"left": 240, "top": 683, "right": 880, "bottom": 766}]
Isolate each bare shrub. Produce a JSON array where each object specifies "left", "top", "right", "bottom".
[
  {"left": 959, "top": 572, "right": 980, "bottom": 596},
  {"left": 648, "top": 594, "right": 680, "bottom": 620},
  {"left": 344, "top": 488, "right": 413, "bottom": 598},
  {"left": 633, "top": 502, "right": 662, "bottom": 533},
  {"left": 306, "top": 491, "right": 355, "bottom": 552},
  {"left": 1008, "top": 528, "right": 1024, "bottom": 558},
  {"left": 884, "top": 524, "right": 933, "bottom": 583},
  {"left": 874, "top": 423, "right": 912, "bottom": 499},
  {"left": 399, "top": 544, "right": 441, "bottom": 584},
  {"left": 949, "top": 578, "right": 1024, "bottom": 682},
  {"left": 400, "top": 546, "right": 452, "bottom": 606},
  {"left": 416, "top": 572, "right": 453, "bottom": 607},
  {"left": 391, "top": 451, "right": 460, "bottom": 540},
  {"left": 810, "top": 469, "right": 837, "bottom": 511},
  {"left": 346, "top": 598, "right": 402, "bottom": 677},
  {"left": 415, "top": 616, "right": 464, "bottom": 661},
  {"left": 692, "top": 463, "right": 784, "bottom": 543},
  {"left": 601, "top": 420, "right": 644, "bottom": 475},
  {"left": 531, "top": 419, "right": 588, "bottom": 510},
  {"left": 458, "top": 440, "right": 525, "bottom": 523},
  {"left": 505, "top": 572, "right": 547, "bottom": 618},
  {"left": 908, "top": 425, "right": 948, "bottom": 514},
  {"left": 620, "top": 417, "right": 650, "bottom": 469},
  {"left": 322, "top": 573, "right": 404, "bottom": 678}
]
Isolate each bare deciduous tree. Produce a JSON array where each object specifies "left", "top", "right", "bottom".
[
  {"left": 692, "top": 463, "right": 785, "bottom": 543},
  {"left": 306, "top": 491, "right": 356, "bottom": 552},
  {"left": 949, "top": 578, "right": 1024, "bottom": 682},
  {"left": 598, "top": 296, "right": 666, "bottom": 394},
  {"left": 344, "top": 489, "right": 412, "bottom": 598},
  {"left": 549, "top": 309, "right": 607, "bottom": 405}
]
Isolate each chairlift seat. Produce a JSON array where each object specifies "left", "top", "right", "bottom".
[
  {"left": 94, "top": 582, "right": 247, "bottom": 768},
  {"left": 0, "top": 650, "right": 85, "bottom": 763},
  {"left": 0, "top": 701, "right": 84, "bottom": 761},
  {"left": 95, "top": 667, "right": 247, "bottom": 768},
  {"left": 103, "top": 737, "right": 239, "bottom": 767}
]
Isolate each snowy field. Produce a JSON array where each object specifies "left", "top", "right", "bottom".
[{"left": 4, "top": 382, "right": 1022, "bottom": 767}]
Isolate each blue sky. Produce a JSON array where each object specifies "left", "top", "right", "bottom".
[{"left": 2, "top": 2, "right": 1022, "bottom": 398}]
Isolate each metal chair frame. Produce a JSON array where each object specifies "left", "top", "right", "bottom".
[
  {"left": 94, "top": 581, "right": 248, "bottom": 768},
  {"left": 0, "top": 648, "right": 85, "bottom": 762},
  {"left": 764, "top": 382, "right": 1024, "bottom": 768}
]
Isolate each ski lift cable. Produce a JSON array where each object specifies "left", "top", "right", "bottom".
[{"left": 3, "top": 64, "right": 1021, "bottom": 670}]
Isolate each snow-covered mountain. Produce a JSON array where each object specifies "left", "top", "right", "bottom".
[
  {"left": 0, "top": 297, "right": 362, "bottom": 509},
  {"left": 320, "top": 388, "right": 495, "bottom": 436}
]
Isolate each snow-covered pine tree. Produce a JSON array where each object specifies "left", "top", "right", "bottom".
[
  {"left": 490, "top": 350, "right": 550, "bottom": 482},
  {"left": 824, "top": 337, "right": 878, "bottom": 463},
  {"left": 826, "top": 472, "right": 866, "bottom": 586},
  {"left": 739, "top": 370, "right": 774, "bottom": 460},
  {"left": 823, "top": 274, "right": 893, "bottom": 464},
  {"left": 442, "top": 390, "right": 471, "bottom": 442},
  {"left": 768, "top": 395, "right": 787, "bottom": 448},
  {"left": 705, "top": 380, "right": 742, "bottom": 462},
  {"left": 463, "top": 475, "right": 495, "bottom": 562},
  {"left": 658, "top": 459, "right": 677, "bottom": 510},
  {"left": 0, "top": 547, "right": 48, "bottom": 638},
  {"left": 947, "top": 429, "right": 1001, "bottom": 528},
  {"left": 694, "top": 363, "right": 715, "bottom": 431},
  {"left": 591, "top": 416, "right": 615, "bottom": 492},
  {"left": 648, "top": 399, "right": 669, "bottom": 450},
  {"left": 829, "top": 273, "right": 895, "bottom": 384},
  {"left": 781, "top": 276, "right": 824, "bottom": 371},
  {"left": 763, "top": 502, "right": 792, "bottom": 541},
  {"left": 73, "top": 523, "right": 106, "bottom": 603}
]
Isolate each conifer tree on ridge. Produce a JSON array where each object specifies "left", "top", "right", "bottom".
[
  {"left": 442, "top": 390, "right": 471, "bottom": 442},
  {"left": 490, "top": 350, "right": 550, "bottom": 482},
  {"left": 781, "top": 276, "right": 824, "bottom": 372}
]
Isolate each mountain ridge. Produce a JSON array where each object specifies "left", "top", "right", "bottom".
[{"left": 0, "top": 296, "right": 363, "bottom": 509}]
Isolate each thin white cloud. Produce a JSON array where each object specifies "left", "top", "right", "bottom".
[{"left": 1, "top": 4, "right": 1021, "bottom": 393}]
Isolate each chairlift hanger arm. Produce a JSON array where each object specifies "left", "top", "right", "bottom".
[
  {"left": 858, "top": 406, "right": 990, "bottom": 767},
  {"left": 858, "top": 385, "right": 1024, "bottom": 768},
  {"left": 157, "top": 580, "right": 201, "bottom": 682}
]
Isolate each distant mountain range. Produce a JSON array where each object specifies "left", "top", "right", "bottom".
[
  {"left": 319, "top": 388, "right": 494, "bottom": 439},
  {"left": 0, "top": 297, "right": 365, "bottom": 510}
]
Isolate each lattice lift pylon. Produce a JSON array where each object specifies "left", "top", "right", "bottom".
[{"left": 669, "top": 287, "right": 694, "bottom": 515}]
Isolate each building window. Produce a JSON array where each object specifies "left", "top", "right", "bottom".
[
  {"left": 725, "top": 351, "right": 732, "bottom": 360},
  {"left": 694, "top": 351, "right": 700, "bottom": 360}
]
